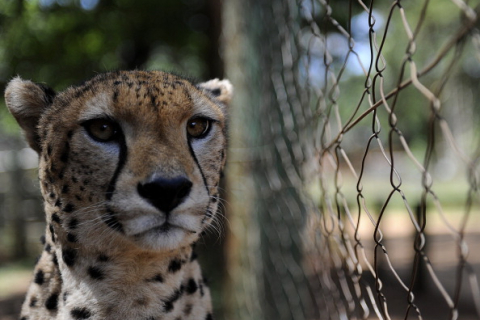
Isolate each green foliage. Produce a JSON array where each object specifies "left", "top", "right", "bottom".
[{"left": 0, "top": 0, "right": 214, "bottom": 136}]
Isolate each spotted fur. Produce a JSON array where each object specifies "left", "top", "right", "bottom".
[{"left": 5, "top": 71, "right": 233, "bottom": 320}]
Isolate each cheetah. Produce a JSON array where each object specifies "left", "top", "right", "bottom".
[{"left": 4, "top": 70, "right": 233, "bottom": 320}]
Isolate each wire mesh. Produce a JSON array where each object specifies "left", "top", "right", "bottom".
[{"left": 225, "top": 0, "right": 480, "bottom": 319}]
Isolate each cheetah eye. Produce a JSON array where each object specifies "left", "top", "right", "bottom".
[
  {"left": 187, "top": 117, "right": 211, "bottom": 139},
  {"left": 82, "top": 118, "right": 120, "bottom": 142}
]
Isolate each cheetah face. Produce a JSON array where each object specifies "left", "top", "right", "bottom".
[{"left": 5, "top": 71, "right": 232, "bottom": 252}]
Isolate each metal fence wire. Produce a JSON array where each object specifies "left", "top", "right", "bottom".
[{"left": 224, "top": 0, "right": 480, "bottom": 319}]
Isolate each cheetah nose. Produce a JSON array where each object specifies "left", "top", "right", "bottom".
[{"left": 137, "top": 176, "right": 193, "bottom": 213}]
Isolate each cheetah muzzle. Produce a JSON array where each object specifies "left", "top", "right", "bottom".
[{"left": 4, "top": 71, "right": 233, "bottom": 320}]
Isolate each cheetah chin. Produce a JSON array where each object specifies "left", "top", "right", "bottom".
[{"left": 5, "top": 71, "right": 232, "bottom": 320}]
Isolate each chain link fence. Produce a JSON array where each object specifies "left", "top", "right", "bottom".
[{"left": 224, "top": 0, "right": 480, "bottom": 319}]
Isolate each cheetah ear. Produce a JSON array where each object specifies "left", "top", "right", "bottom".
[
  {"left": 4, "top": 77, "right": 56, "bottom": 153},
  {"left": 197, "top": 79, "right": 233, "bottom": 105}
]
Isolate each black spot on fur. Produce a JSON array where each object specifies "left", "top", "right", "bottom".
[
  {"left": 29, "top": 296, "right": 37, "bottom": 307},
  {"left": 183, "top": 304, "right": 192, "bottom": 316},
  {"left": 163, "top": 287, "right": 183, "bottom": 313},
  {"left": 62, "top": 185, "right": 69, "bottom": 194},
  {"left": 190, "top": 250, "right": 198, "bottom": 262},
  {"left": 69, "top": 218, "right": 78, "bottom": 229},
  {"left": 45, "top": 293, "right": 59, "bottom": 310},
  {"left": 34, "top": 270, "right": 44, "bottom": 285},
  {"left": 49, "top": 224, "right": 56, "bottom": 243},
  {"left": 71, "top": 307, "right": 92, "bottom": 319},
  {"left": 51, "top": 213, "right": 61, "bottom": 224},
  {"left": 67, "top": 130, "right": 74, "bottom": 139},
  {"left": 186, "top": 278, "right": 197, "bottom": 294},
  {"left": 20, "top": 317, "right": 28, "bottom": 320},
  {"left": 87, "top": 266, "right": 104, "bottom": 280},
  {"left": 63, "top": 291, "right": 69, "bottom": 302},
  {"left": 52, "top": 253, "right": 58, "bottom": 266},
  {"left": 97, "top": 254, "right": 109, "bottom": 262},
  {"left": 147, "top": 274, "right": 163, "bottom": 282},
  {"left": 62, "top": 248, "right": 77, "bottom": 267},
  {"left": 168, "top": 259, "right": 182, "bottom": 273},
  {"left": 40, "top": 235, "right": 46, "bottom": 245},
  {"left": 67, "top": 233, "right": 78, "bottom": 243},
  {"left": 206, "top": 313, "right": 214, "bottom": 320},
  {"left": 54, "top": 199, "right": 62, "bottom": 207},
  {"left": 45, "top": 243, "right": 52, "bottom": 253},
  {"left": 113, "top": 89, "right": 119, "bottom": 102},
  {"left": 63, "top": 203, "right": 75, "bottom": 213}
]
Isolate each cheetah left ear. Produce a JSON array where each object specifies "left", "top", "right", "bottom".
[
  {"left": 197, "top": 79, "right": 233, "bottom": 106},
  {"left": 4, "top": 77, "right": 56, "bottom": 153}
]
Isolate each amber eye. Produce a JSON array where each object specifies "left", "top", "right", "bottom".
[
  {"left": 83, "top": 119, "right": 119, "bottom": 142},
  {"left": 187, "top": 117, "right": 211, "bottom": 138}
]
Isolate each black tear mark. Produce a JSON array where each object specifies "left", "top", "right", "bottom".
[
  {"left": 187, "top": 137, "right": 210, "bottom": 196},
  {"left": 106, "top": 130, "right": 127, "bottom": 201},
  {"left": 60, "top": 142, "right": 70, "bottom": 163}
]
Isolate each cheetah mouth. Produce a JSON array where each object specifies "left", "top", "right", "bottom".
[
  {"left": 152, "top": 222, "right": 197, "bottom": 234},
  {"left": 131, "top": 221, "right": 198, "bottom": 238}
]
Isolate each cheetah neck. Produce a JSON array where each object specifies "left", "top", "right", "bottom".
[{"left": 21, "top": 222, "right": 213, "bottom": 320}]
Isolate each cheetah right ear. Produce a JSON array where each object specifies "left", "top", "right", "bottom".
[
  {"left": 197, "top": 79, "right": 233, "bottom": 106},
  {"left": 4, "top": 77, "right": 56, "bottom": 153}
]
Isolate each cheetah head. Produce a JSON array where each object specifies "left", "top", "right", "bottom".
[{"left": 5, "top": 71, "right": 233, "bottom": 253}]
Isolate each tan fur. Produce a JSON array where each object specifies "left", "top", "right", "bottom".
[{"left": 4, "top": 71, "right": 232, "bottom": 320}]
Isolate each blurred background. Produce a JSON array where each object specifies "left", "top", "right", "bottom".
[{"left": 1, "top": 0, "right": 480, "bottom": 319}]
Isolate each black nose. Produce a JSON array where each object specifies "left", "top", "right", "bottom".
[{"left": 137, "top": 176, "right": 193, "bottom": 213}]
